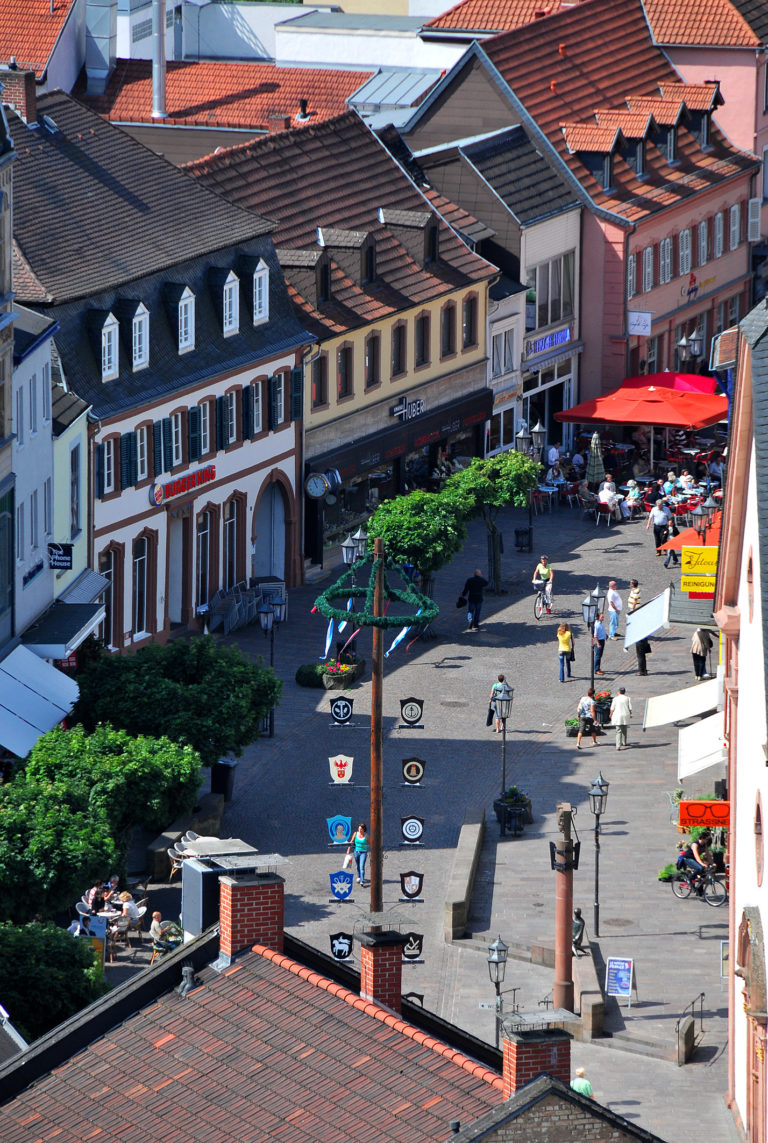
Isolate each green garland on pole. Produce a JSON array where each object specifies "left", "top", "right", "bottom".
[{"left": 314, "top": 555, "right": 439, "bottom": 628}]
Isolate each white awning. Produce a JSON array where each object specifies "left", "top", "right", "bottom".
[
  {"left": 643, "top": 676, "right": 721, "bottom": 730},
  {"left": 678, "top": 711, "right": 726, "bottom": 781},
  {"left": 0, "top": 646, "right": 79, "bottom": 757},
  {"left": 23, "top": 601, "right": 105, "bottom": 659},
  {"left": 624, "top": 588, "right": 671, "bottom": 649},
  {"left": 59, "top": 568, "right": 110, "bottom": 604}
]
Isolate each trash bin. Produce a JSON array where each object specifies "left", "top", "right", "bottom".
[
  {"left": 211, "top": 758, "right": 238, "bottom": 801},
  {"left": 514, "top": 527, "right": 533, "bottom": 553}
]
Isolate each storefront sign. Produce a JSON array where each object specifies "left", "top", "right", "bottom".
[
  {"left": 391, "top": 395, "right": 426, "bottom": 422},
  {"left": 627, "top": 311, "right": 652, "bottom": 336},
  {"left": 48, "top": 543, "right": 73, "bottom": 570},
  {"left": 523, "top": 325, "right": 572, "bottom": 361},
  {"left": 678, "top": 800, "right": 730, "bottom": 828},
  {"left": 150, "top": 464, "right": 216, "bottom": 506},
  {"left": 680, "top": 574, "right": 716, "bottom": 595},
  {"left": 681, "top": 546, "right": 718, "bottom": 575}
]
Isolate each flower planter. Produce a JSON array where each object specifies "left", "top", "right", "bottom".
[
  {"left": 322, "top": 661, "right": 365, "bottom": 689},
  {"left": 493, "top": 796, "right": 534, "bottom": 827},
  {"left": 565, "top": 726, "right": 579, "bottom": 737}
]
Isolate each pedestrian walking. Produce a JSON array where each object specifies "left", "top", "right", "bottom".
[
  {"left": 606, "top": 580, "right": 622, "bottom": 640},
  {"left": 557, "top": 623, "right": 574, "bottom": 683},
  {"left": 593, "top": 613, "right": 606, "bottom": 676},
  {"left": 610, "top": 687, "right": 632, "bottom": 750},
  {"left": 571, "top": 1067, "right": 594, "bottom": 1098},
  {"left": 646, "top": 498, "right": 671, "bottom": 556},
  {"left": 347, "top": 823, "right": 370, "bottom": 886},
  {"left": 576, "top": 688, "right": 598, "bottom": 749},
  {"left": 691, "top": 628, "right": 713, "bottom": 679},
  {"left": 664, "top": 518, "right": 680, "bottom": 568},
  {"left": 461, "top": 568, "right": 488, "bottom": 630},
  {"left": 635, "top": 636, "right": 651, "bottom": 675},
  {"left": 627, "top": 579, "right": 641, "bottom": 613},
  {"left": 489, "top": 674, "right": 507, "bottom": 732}
]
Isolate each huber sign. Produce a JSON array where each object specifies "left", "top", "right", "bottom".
[{"left": 150, "top": 464, "right": 216, "bottom": 506}]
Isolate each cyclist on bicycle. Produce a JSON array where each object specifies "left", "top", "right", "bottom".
[
  {"left": 684, "top": 832, "right": 714, "bottom": 894},
  {"left": 532, "top": 555, "right": 554, "bottom": 613}
]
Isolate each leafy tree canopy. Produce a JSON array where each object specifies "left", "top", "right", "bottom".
[
  {"left": 366, "top": 490, "right": 467, "bottom": 577},
  {"left": 445, "top": 451, "right": 540, "bottom": 528}
]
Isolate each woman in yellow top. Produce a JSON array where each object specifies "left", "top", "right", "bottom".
[
  {"left": 557, "top": 622, "right": 574, "bottom": 682},
  {"left": 532, "top": 554, "right": 554, "bottom": 611}
]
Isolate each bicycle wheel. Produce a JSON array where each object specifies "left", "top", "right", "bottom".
[
  {"left": 703, "top": 876, "right": 727, "bottom": 907},
  {"left": 534, "top": 593, "right": 545, "bottom": 620},
  {"left": 671, "top": 872, "right": 693, "bottom": 899}
]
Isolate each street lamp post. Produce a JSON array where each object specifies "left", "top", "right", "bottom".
[
  {"left": 494, "top": 680, "right": 514, "bottom": 801},
  {"left": 581, "top": 584, "right": 606, "bottom": 694},
  {"left": 487, "top": 935, "right": 509, "bottom": 1049},
  {"left": 258, "top": 596, "right": 286, "bottom": 738},
  {"left": 588, "top": 771, "right": 610, "bottom": 938},
  {"left": 515, "top": 425, "right": 534, "bottom": 547}
]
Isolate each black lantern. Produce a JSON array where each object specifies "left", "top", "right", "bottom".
[
  {"left": 531, "top": 420, "right": 547, "bottom": 455},
  {"left": 589, "top": 771, "right": 610, "bottom": 817},
  {"left": 487, "top": 935, "right": 509, "bottom": 1049}
]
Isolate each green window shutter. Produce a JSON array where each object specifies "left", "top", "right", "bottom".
[
  {"left": 290, "top": 367, "right": 303, "bottom": 421},
  {"left": 162, "top": 417, "right": 173, "bottom": 471},
  {"left": 268, "top": 375, "right": 278, "bottom": 431},
  {"left": 153, "top": 421, "right": 163, "bottom": 476},
  {"left": 242, "top": 386, "right": 252, "bottom": 439},
  {"left": 188, "top": 407, "right": 202, "bottom": 462},
  {"left": 216, "top": 395, "right": 226, "bottom": 451}
]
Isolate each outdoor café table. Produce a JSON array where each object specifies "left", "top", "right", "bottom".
[{"left": 536, "top": 485, "right": 559, "bottom": 511}]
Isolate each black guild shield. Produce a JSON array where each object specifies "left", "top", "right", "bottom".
[
  {"left": 330, "top": 697, "right": 353, "bottom": 723},
  {"left": 402, "top": 757, "right": 425, "bottom": 784},
  {"left": 401, "top": 817, "right": 424, "bottom": 843},
  {"left": 400, "top": 697, "right": 424, "bottom": 725},
  {"left": 402, "top": 932, "right": 423, "bottom": 960},
  {"left": 400, "top": 870, "right": 424, "bottom": 899},
  {"left": 330, "top": 932, "right": 354, "bottom": 960}
]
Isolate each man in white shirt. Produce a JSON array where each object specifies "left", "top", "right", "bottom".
[
  {"left": 547, "top": 441, "right": 561, "bottom": 467},
  {"left": 605, "top": 580, "right": 622, "bottom": 639},
  {"left": 610, "top": 687, "right": 632, "bottom": 751}
]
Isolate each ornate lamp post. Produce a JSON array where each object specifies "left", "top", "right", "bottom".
[
  {"left": 494, "top": 680, "right": 514, "bottom": 800},
  {"left": 581, "top": 583, "right": 606, "bottom": 694},
  {"left": 487, "top": 935, "right": 509, "bottom": 1049},
  {"left": 531, "top": 420, "right": 547, "bottom": 458},
  {"left": 588, "top": 771, "right": 610, "bottom": 938},
  {"left": 258, "top": 596, "right": 287, "bottom": 738},
  {"left": 515, "top": 425, "right": 534, "bottom": 550}
]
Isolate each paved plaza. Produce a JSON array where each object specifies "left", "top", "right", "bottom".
[{"left": 221, "top": 499, "right": 736, "bottom": 1143}]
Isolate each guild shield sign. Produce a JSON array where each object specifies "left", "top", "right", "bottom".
[
  {"left": 330, "top": 697, "right": 354, "bottom": 724},
  {"left": 402, "top": 932, "right": 423, "bottom": 961},
  {"left": 402, "top": 757, "right": 425, "bottom": 784},
  {"left": 401, "top": 817, "right": 424, "bottom": 844},
  {"left": 327, "top": 815, "right": 352, "bottom": 845},
  {"left": 330, "top": 932, "right": 354, "bottom": 960},
  {"left": 400, "top": 870, "right": 424, "bottom": 899},
  {"left": 329, "top": 755, "right": 354, "bottom": 784},
  {"left": 330, "top": 870, "right": 354, "bottom": 900},
  {"left": 400, "top": 698, "right": 424, "bottom": 726}
]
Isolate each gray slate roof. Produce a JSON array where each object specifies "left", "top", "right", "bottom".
[
  {"left": 461, "top": 126, "right": 580, "bottom": 226},
  {"left": 728, "top": 0, "right": 768, "bottom": 42},
  {"left": 8, "top": 90, "right": 274, "bottom": 306}
]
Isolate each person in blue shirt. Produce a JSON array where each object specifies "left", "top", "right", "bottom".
[
  {"left": 593, "top": 613, "right": 607, "bottom": 675},
  {"left": 663, "top": 471, "right": 680, "bottom": 495}
]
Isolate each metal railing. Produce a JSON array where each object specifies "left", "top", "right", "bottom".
[{"left": 675, "top": 991, "right": 705, "bottom": 1064}]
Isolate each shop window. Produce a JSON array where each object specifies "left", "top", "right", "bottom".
[
  {"left": 365, "top": 333, "right": 380, "bottom": 388},
  {"left": 223, "top": 500, "right": 238, "bottom": 591},
  {"left": 527, "top": 252, "right": 575, "bottom": 330},
  {"left": 312, "top": 355, "right": 328, "bottom": 407},
  {"left": 337, "top": 345, "right": 353, "bottom": 399},
  {"left": 197, "top": 511, "right": 210, "bottom": 610},
  {"left": 462, "top": 295, "right": 478, "bottom": 349},
  {"left": 133, "top": 536, "right": 148, "bottom": 635},
  {"left": 714, "top": 212, "right": 724, "bottom": 258},
  {"left": 646, "top": 336, "right": 658, "bottom": 373},
  {"left": 441, "top": 305, "right": 456, "bottom": 357},
  {"left": 415, "top": 314, "right": 430, "bottom": 367},
  {"left": 391, "top": 324, "right": 406, "bottom": 377}
]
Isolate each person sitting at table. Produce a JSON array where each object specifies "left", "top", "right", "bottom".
[
  {"left": 646, "top": 477, "right": 666, "bottom": 505},
  {"left": 102, "top": 874, "right": 120, "bottom": 905},
  {"left": 571, "top": 450, "right": 585, "bottom": 474},
  {"left": 599, "top": 474, "right": 616, "bottom": 494},
  {"left": 151, "top": 911, "right": 182, "bottom": 951},
  {"left": 117, "top": 891, "right": 141, "bottom": 921},
  {"left": 86, "top": 880, "right": 106, "bottom": 913},
  {"left": 598, "top": 483, "right": 625, "bottom": 521},
  {"left": 579, "top": 480, "right": 598, "bottom": 504},
  {"left": 625, "top": 479, "right": 642, "bottom": 507},
  {"left": 709, "top": 453, "right": 724, "bottom": 481},
  {"left": 545, "top": 462, "right": 564, "bottom": 484},
  {"left": 679, "top": 469, "right": 695, "bottom": 491},
  {"left": 663, "top": 471, "right": 680, "bottom": 496}
]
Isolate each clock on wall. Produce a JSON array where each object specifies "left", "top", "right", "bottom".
[{"left": 304, "top": 472, "right": 331, "bottom": 499}]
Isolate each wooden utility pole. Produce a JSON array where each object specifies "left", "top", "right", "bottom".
[
  {"left": 370, "top": 536, "right": 384, "bottom": 919},
  {"left": 553, "top": 802, "right": 575, "bottom": 1012}
]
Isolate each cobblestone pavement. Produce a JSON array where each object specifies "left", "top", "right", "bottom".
[{"left": 221, "top": 500, "right": 737, "bottom": 1143}]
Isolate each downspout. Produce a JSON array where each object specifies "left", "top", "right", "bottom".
[{"left": 151, "top": 0, "right": 167, "bottom": 120}]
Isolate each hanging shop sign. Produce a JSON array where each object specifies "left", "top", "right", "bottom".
[
  {"left": 150, "top": 464, "right": 216, "bottom": 506},
  {"left": 391, "top": 394, "right": 427, "bottom": 422},
  {"left": 680, "top": 575, "right": 716, "bottom": 595},
  {"left": 681, "top": 547, "right": 718, "bottom": 575},
  {"left": 678, "top": 800, "right": 730, "bottom": 829},
  {"left": 523, "top": 325, "right": 572, "bottom": 363},
  {"left": 48, "top": 543, "right": 73, "bottom": 570}
]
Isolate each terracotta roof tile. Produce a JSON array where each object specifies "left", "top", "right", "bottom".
[
  {"left": 0, "top": 0, "right": 75, "bottom": 76},
  {"left": 425, "top": 0, "right": 568, "bottom": 32},
  {"left": 78, "top": 58, "right": 373, "bottom": 132},
  {"left": 659, "top": 81, "right": 722, "bottom": 111},
  {"left": 594, "top": 108, "right": 654, "bottom": 137},
  {"left": 643, "top": 0, "right": 759, "bottom": 46},
  {"left": 625, "top": 95, "right": 686, "bottom": 126},
  {"left": 561, "top": 121, "right": 621, "bottom": 152}
]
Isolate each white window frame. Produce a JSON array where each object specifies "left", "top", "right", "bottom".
[
  {"left": 698, "top": 220, "right": 708, "bottom": 267},
  {"left": 28, "top": 374, "right": 38, "bottom": 435},
  {"left": 647, "top": 335, "right": 658, "bottom": 373},
  {"left": 714, "top": 212, "right": 724, "bottom": 258},
  {"left": 171, "top": 412, "right": 183, "bottom": 467},
  {"left": 626, "top": 253, "right": 636, "bottom": 299},
  {"left": 42, "top": 362, "right": 50, "bottom": 422},
  {"left": 43, "top": 477, "right": 52, "bottom": 536},
  {"left": 200, "top": 401, "right": 211, "bottom": 455},
  {"left": 491, "top": 327, "right": 515, "bottom": 378},
  {"left": 274, "top": 375, "right": 284, "bottom": 426},
  {"left": 659, "top": 237, "right": 672, "bottom": 284},
  {"left": 30, "top": 489, "right": 38, "bottom": 550},
  {"left": 729, "top": 203, "right": 740, "bottom": 251},
  {"left": 224, "top": 392, "right": 237, "bottom": 444},
  {"left": 15, "top": 503, "right": 23, "bottom": 562},
  {"left": 253, "top": 261, "right": 269, "bottom": 324},
  {"left": 136, "top": 425, "right": 148, "bottom": 483},
  {"left": 15, "top": 386, "right": 23, "bottom": 446},
  {"left": 678, "top": 229, "right": 692, "bottom": 275},
  {"left": 103, "top": 438, "right": 115, "bottom": 495},
  {"left": 178, "top": 288, "right": 195, "bottom": 352},
  {"left": 642, "top": 246, "right": 654, "bottom": 292},
  {"left": 223, "top": 271, "right": 239, "bottom": 336},
  {"left": 729, "top": 294, "right": 740, "bottom": 324},
  {"left": 133, "top": 536, "right": 148, "bottom": 636},
  {"left": 748, "top": 196, "right": 762, "bottom": 242},
  {"left": 101, "top": 313, "right": 119, "bottom": 381},
  {"left": 252, "top": 383, "right": 262, "bottom": 434},
  {"left": 132, "top": 304, "right": 149, "bottom": 371},
  {"left": 666, "top": 127, "right": 677, "bottom": 163}
]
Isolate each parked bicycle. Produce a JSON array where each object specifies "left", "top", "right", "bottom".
[
  {"left": 532, "top": 581, "right": 554, "bottom": 620},
  {"left": 671, "top": 863, "right": 727, "bottom": 907}
]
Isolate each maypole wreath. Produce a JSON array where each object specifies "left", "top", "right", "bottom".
[{"left": 314, "top": 555, "right": 439, "bottom": 629}]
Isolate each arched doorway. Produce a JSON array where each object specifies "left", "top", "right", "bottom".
[{"left": 252, "top": 482, "right": 286, "bottom": 582}]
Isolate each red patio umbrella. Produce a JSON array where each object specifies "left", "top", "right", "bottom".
[
  {"left": 555, "top": 384, "right": 727, "bottom": 429},
  {"left": 622, "top": 372, "right": 720, "bottom": 395}
]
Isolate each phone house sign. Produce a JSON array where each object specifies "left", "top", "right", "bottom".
[{"left": 149, "top": 464, "right": 216, "bottom": 506}]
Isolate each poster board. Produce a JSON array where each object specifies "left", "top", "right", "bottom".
[{"left": 605, "top": 957, "right": 636, "bottom": 1008}]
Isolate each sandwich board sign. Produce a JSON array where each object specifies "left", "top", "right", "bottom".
[{"left": 605, "top": 957, "right": 636, "bottom": 1008}]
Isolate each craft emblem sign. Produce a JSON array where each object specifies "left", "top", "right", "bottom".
[
  {"left": 400, "top": 697, "right": 424, "bottom": 726},
  {"left": 400, "top": 871, "right": 424, "bottom": 899},
  {"left": 401, "top": 817, "right": 424, "bottom": 844},
  {"left": 330, "top": 870, "right": 354, "bottom": 900},
  {"left": 330, "top": 697, "right": 354, "bottom": 724},
  {"left": 402, "top": 757, "right": 425, "bottom": 784},
  {"left": 327, "top": 815, "right": 352, "bottom": 845},
  {"left": 402, "top": 932, "right": 424, "bottom": 961},
  {"left": 329, "top": 755, "right": 354, "bottom": 784},
  {"left": 330, "top": 932, "right": 354, "bottom": 960}
]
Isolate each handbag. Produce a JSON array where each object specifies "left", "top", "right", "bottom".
[
  {"left": 456, "top": 595, "right": 467, "bottom": 609},
  {"left": 486, "top": 703, "right": 495, "bottom": 727},
  {"left": 342, "top": 852, "right": 353, "bottom": 871}
]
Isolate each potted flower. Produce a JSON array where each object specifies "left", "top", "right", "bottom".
[
  {"left": 321, "top": 658, "right": 365, "bottom": 690},
  {"left": 564, "top": 717, "right": 580, "bottom": 738},
  {"left": 493, "top": 784, "right": 534, "bottom": 826},
  {"left": 593, "top": 690, "right": 612, "bottom": 725}
]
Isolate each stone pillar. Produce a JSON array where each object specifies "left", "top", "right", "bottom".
[
  {"left": 357, "top": 930, "right": 407, "bottom": 1012},
  {"left": 219, "top": 873, "right": 284, "bottom": 960},
  {"left": 501, "top": 1028, "right": 572, "bottom": 1098}
]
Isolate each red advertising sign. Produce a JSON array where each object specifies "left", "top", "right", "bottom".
[
  {"left": 678, "top": 800, "right": 730, "bottom": 828},
  {"left": 149, "top": 465, "right": 216, "bottom": 506}
]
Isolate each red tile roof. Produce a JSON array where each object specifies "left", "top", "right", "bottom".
[
  {"left": 79, "top": 58, "right": 373, "bottom": 131},
  {"left": 643, "top": 0, "right": 759, "bottom": 47},
  {"left": 188, "top": 111, "right": 496, "bottom": 339},
  {"left": 561, "top": 122, "right": 621, "bottom": 153},
  {"left": 0, "top": 0, "right": 74, "bottom": 76},
  {"left": 593, "top": 109, "right": 654, "bottom": 138},
  {"left": 482, "top": 0, "right": 756, "bottom": 223},
  {"left": 0, "top": 944, "right": 503, "bottom": 1142},
  {"left": 425, "top": 0, "right": 568, "bottom": 32},
  {"left": 625, "top": 95, "right": 686, "bottom": 126},
  {"left": 659, "top": 81, "right": 722, "bottom": 111}
]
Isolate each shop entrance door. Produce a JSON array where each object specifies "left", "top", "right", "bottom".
[
  {"left": 252, "top": 484, "right": 286, "bottom": 581},
  {"left": 168, "top": 516, "right": 184, "bottom": 624}
]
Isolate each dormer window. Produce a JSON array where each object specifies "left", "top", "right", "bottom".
[
  {"left": 178, "top": 287, "right": 195, "bottom": 352},
  {"left": 317, "top": 259, "right": 331, "bottom": 305},
  {"left": 253, "top": 260, "right": 269, "bottom": 324},
  {"left": 700, "top": 113, "right": 711, "bottom": 149},
  {"left": 132, "top": 303, "right": 149, "bottom": 371},
  {"left": 426, "top": 225, "right": 439, "bottom": 264},
  {"left": 666, "top": 127, "right": 677, "bottom": 163},
  {"left": 633, "top": 139, "right": 645, "bottom": 179},
  {"left": 223, "top": 271, "right": 239, "bottom": 336},
  {"left": 102, "top": 313, "right": 119, "bottom": 381},
  {"left": 363, "top": 241, "right": 376, "bottom": 284},
  {"left": 602, "top": 154, "right": 614, "bottom": 191}
]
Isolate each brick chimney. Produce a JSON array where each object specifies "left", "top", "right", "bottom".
[
  {"left": 268, "top": 113, "right": 291, "bottom": 134},
  {"left": 502, "top": 1028, "right": 572, "bottom": 1098},
  {"left": 0, "top": 66, "right": 36, "bottom": 123},
  {"left": 219, "top": 873, "right": 284, "bottom": 961},
  {"left": 357, "top": 930, "right": 407, "bottom": 1013}
]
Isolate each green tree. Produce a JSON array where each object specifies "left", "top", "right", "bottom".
[
  {"left": 366, "top": 489, "right": 467, "bottom": 581},
  {"left": 0, "top": 922, "right": 108, "bottom": 1041},
  {"left": 72, "top": 636, "right": 281, "bottom": 766},
  {"left": 445, "top": 452, "right": 540, "bottom": 590}
]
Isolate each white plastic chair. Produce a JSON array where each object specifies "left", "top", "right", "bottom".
[
  {"left": 167, "top": 848, "right": 183, "bottom": 881},
  {"left": 76, "top": 902, "right": 91, "bottom": 916}
]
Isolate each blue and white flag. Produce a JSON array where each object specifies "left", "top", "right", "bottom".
[
  {"left": 321, "top": 617, "right": 334, "bottom": 659},
  {"left": 385, "top": 609, "right": 422, "bottom": 658},
  {"left": 338, "top": 597, "right": 354, "bottom": 633}
]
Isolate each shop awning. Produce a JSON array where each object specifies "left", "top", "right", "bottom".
[
  {"left": 677, "top": 711, "right": 726, "bottom": 781},
  {"left": 643, "top": 676, "right": 720, "bottom": 730},
  {"left": 623, "top": 589, "right": 670, "bottom": 648},
  {"left": 22, "top": 601, "right": 105, "bottom": 659},
  {"left": 59, "top": 567, "right": 110, "bottom": 604},
  {"left": 0, "top": 646, "right": 79, "bottom": 757}
]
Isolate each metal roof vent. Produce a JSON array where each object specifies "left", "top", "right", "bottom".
[
  {"left": 295, "top": 98, "right": 310, "bottom": 122},
  {"left": 176, "top": 964, "right": 197, "bottom": 998}
]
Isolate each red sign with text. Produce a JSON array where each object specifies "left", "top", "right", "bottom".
[{"left": 678, "top": 800, "right": 730, "bottom": 828}]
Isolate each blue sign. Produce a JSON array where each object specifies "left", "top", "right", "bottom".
[
  {"left": 524, "top": 326, "right": 572, "bottom": 360},
  {"left": 327, "top": 815, "right": 352, "bottom": 845},
  {"left": 605, "top": 957, "right": 633, "bottom": 997},
  {"left": 330, "top": 870, "right": 354, "bottom": 900}
]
